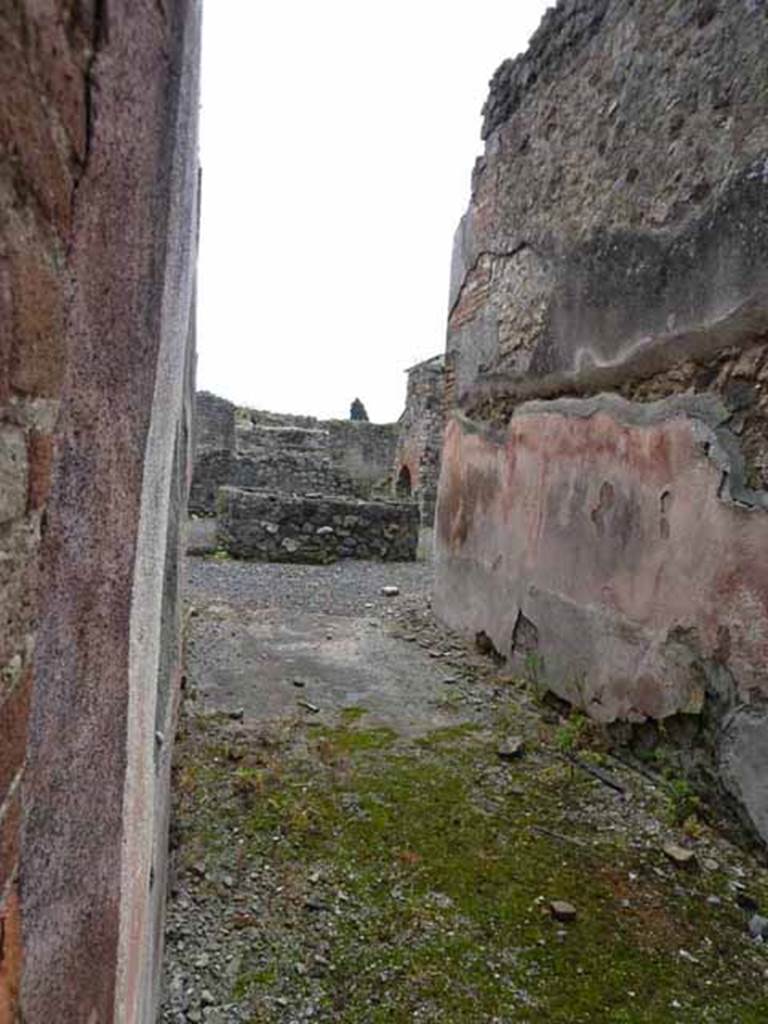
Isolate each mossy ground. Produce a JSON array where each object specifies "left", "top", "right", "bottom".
[{"left": 170, "top": 708, "right": 768, "bottom": 1023}]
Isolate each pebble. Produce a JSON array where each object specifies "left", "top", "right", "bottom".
[
  {"left": 497, "top": 735, "right": 525, "bottom": 761},
  {"left": 736, "top": 892, "right": 760, "bottom": 913},
  {"left": 663, "top": 843, "right": 697, "bottom": 868},
  {"left": 227, "top": 707, "right": 244, "bottom": 721},
  {"left": 305, "top": 896, "right": 328, "bottom": 911},
  {"left": 748, "top": 914, "right": 768, "bottom": 940},
  {"left": 381, "top": 586, "right": 400, "bottom": 597},
  {"left": 549, "top": 900, "right": 577, "bottom": 923}
]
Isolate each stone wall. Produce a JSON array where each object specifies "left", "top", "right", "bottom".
[
  {"left": 195, "top": 391, "right": 236, "bottom": 453},
  {"left": 218, "top": 489, "right": 419, "bottom": 563},
  {"left": 190, "top": 398, "right": 399, "bottom": 514},
  {"left": 392, "top": 355, "right": 446, "bottom": 523},
  {"left": 325, "top": 419, "right": 400, "bottom": 493},
  {"left": 435, "top": 0, "right": 768, "bottom": 845},
  {"left": 0, "top": 4, "right": 200, "bottom": 1021}
]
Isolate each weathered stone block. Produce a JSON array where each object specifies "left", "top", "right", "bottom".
[{"left": 0, "top": 427, "right": 28, "bottom": 523}]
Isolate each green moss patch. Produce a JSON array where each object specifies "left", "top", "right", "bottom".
[{"left": 170, "top": 716, "right": 768, "bottom": 1023}]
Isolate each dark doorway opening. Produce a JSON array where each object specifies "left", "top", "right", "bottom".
[{"left": 396, "top": 464, "right": 413, "bottom": 498}]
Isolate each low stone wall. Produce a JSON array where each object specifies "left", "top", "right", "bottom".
[
  {"left": 189, "top": 451, "right": 363, "bottom": 515},
  {"left": 217, "top": 488, "right": 419, "bottom": 563},
  {"left": 190, "top": 399, "right": 399, "bottom": 515}
]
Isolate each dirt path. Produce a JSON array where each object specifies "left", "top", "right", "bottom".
[{"left": 161, "top": 557, "right": 768, "bottom": 1024}]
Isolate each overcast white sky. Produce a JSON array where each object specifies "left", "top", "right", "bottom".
[{"left": 197, "top": 1, "right": 550, "bottom": 423}]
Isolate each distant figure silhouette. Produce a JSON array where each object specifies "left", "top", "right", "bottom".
[{"left": 350, "top": 397, "right": 369, "bottom": 421}]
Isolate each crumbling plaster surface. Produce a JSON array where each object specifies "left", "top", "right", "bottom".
[
  {"left": 435, "top": 394, "right": 768, "bottom": 839},
  {"left": 435, "top": 0, "right": 768, "bottom": 844},
  {"left": 436, "top": 399, "right": 768, "bottom": 712}
]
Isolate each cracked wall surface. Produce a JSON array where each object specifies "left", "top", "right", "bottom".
[
  {"left": 435, "top": 0, "right": 768, "bottom": 844},
  {"left": 0, "top": 3, "right": 201, "bottom": 1021}
]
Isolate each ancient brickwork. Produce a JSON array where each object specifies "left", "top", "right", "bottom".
[
  {"left": 435, "top": 0, "right": 768, "bottom": 844},
  {"left": 0, "top": 4, "right": 200, "bottom": 1021},
  {"left": 392, "top": 355, "right": 446, "bottom": 524},
  {"left": 218, "top": 490, "right": 419, "bottom": 563}
]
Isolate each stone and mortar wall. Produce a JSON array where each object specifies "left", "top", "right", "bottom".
[
  {"left": 195, "top": 391, "right": 236, "bottom": 453},
  {"left": 0, "top": 4, "right": 200, "bottom": 1022},
  {"left": 218, "top": 489, "right": 419, "bottom": 564},
  {"left": 392, "top": 355, "right": 446, "bottom": 524},
  {"left": 435, "top": 0, "right": 768, "bottom": 845},
  {"left": 190, "top": 398, "right": 399, "bottom": 514}
]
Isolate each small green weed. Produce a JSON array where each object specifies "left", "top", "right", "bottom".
[{"left": 554, "top": 712, "right": 588, "bottom": 755}]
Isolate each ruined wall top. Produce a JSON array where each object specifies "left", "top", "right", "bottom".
[
  {"left": 450, "top": 0, "right": 768, "bottom": 400},
  {"left": 482, "top": 0, "right": 610, "bottom": 139}
]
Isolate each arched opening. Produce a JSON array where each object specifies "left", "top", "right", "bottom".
[{"left": 396, "top": 464, "right": 413, "bottom": 498}]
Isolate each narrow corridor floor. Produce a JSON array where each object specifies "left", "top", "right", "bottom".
[{"left": 161, "top": 557, "right": 768, "bottom": 1024}]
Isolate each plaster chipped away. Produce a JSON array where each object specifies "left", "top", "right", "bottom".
[{"left": 507, "top": 393, "right": 768, "bottom": 512}]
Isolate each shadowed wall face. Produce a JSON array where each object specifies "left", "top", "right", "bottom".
[
  {"left": 0, "top": 3, "right": 201, "bottom": 1021},
  {"left": 392, "top": 356, "right": 446, "bottom": 524},
  {"left": 435, "top": 0, "right": 768, "bottom": 844}
]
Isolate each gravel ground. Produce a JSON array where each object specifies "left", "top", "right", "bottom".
[
  {"left": 161, "top": 555, "right": 768, "bottom": 1024},
  {"left": 186, "top": 557, "right": 434, "bottom": 618}
]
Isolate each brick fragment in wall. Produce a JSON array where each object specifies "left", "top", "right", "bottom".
[
  {"left": 0, "top": 789, "right": 21, "bottom": 897},
  {"left": 7, "top": 231, "right": 66, "bottom": 398},
  {"left": 0, "top": 31, "right": 74, "bottom": 235},
  {"left": 0, "top": 670, "right": 31, "bottom": 804},
  {"left": 26, "top": 432, "right": 54, "bottom": 511},
  {"left": 0, "top": 885, "right": 22, "bottom": 1023}
]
